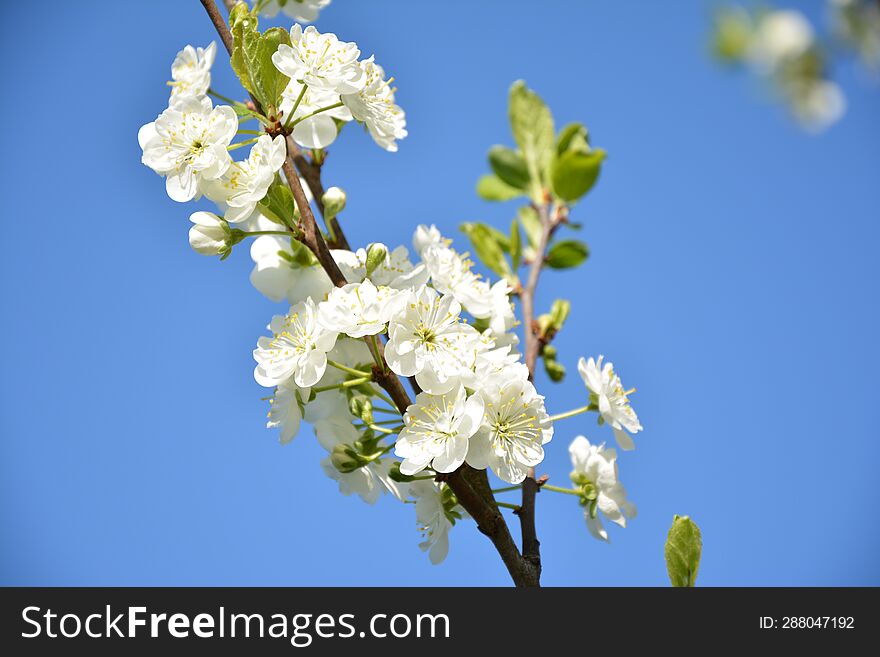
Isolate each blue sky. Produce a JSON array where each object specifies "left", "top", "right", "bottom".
[{"left": 1, "top": 0, "right": 878, "bottom": 586}]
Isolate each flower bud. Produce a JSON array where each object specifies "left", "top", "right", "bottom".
[
  {"left": 188, "top": 211, "right": 231, "bottom": 256},
  {"left": 365, "top": 243, "right": 388, "bottom": 277},
  {"left": 322, "top": 186, "right": 347, "bottom": 219},
  {"left": 330, "top": 444, "right": 367, "bottom": 473}
]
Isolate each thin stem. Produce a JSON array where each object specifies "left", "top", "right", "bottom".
[
  {"left": 241, "top": 230, "right": 293, "bottom": 237},
  {"left": 372, "top": 406, "right": 402, "bottom": 416},
  {"left": 366, "top": 424, "right": 396, "bottom": 436},
  {"left": 491, "top": 485, "right": 523, "bottom": 495},
  {"left": 542, "top": 484, "right": 582, "bottom": 497},
  {"left": 208, "top": 88, "right": 238, "bottom": 105},
  {"left": 372, "top": 389, "right": 398, "bottom": 409},
  {"left": 496, "top": 501, "right": 522, "bottom": 511},
  {"left": 289, "top": 102, "right": 345, "bottom": 128},
  {"left": 237, "top": 129, "right": 264, "bottom": 136},
  {"left": 228, "top": 137, "right": 259, "bottom": 151},
  {"left": 369, "top": 335, "right": 387, "bottom": 373},
  {"left": 327, "top": 360, "right": 372, "bottom": 378},
  {"left": 548, "top": 405, "right": 594, "bottom": 423},
  {"left": 282, "top": 84, "right": 308, "bottom": 131},
  {"left": 311, "top": 376, "right": 370, "bottom": 394}
]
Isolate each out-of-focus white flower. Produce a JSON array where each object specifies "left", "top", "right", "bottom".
[
  {"left": 748, "top": 10, "right": 814, "bottom": 71},
  {"left": 254, "top": 298, "right": 338, "bottom": 388},
  {"left": 256, "top": 0, "right": 331, "bottom": 23},
  {"left": 395, "top": 385, "right": 484, "bottom": 475},
  {"left": 342, "top": 58, "right": 408, "bottom": 152},
  {"left": 169, "top": 42, "right": 216, "bottom": 101},
  {"left": 139, "top": 96, "right": 237, "bottom": 202},
  {"left": 266, "top": 380, "right": 306, "bottom": 444},
  {"left": 385, "top": 286, "right": 480, "bottom": 394},
  {"left": 568, "top": 436, "right": 637, "bottom": 541},
  {"left": 272, "top": 24, "right": 366, "bottom": 95},
  {"left": 467, "top": 378, "right": 553, "bottom": 484},
  {"left": 578, "top": 356, "right": 642, "bottom": 451},
  {"left": 410, "top": 480, "right": 461, "bottom": 564},
  {"left": 412, "top": 224, "right": 445, "bottom": 256},
  {"left": 321, "top": 456, "right": 409, "bottom": 505},
  {"left": 790, "top": 80, "right": 847, "bottom": 132},
  {"left": 200, "top": 134, "right": 286, "bottom": 222},
  {"left": 317, "top": 280, "right": 402, "bottom": 338}
]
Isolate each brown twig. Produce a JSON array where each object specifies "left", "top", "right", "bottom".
[{"left": 516, "top": 197, "right": 562, "bottom": 584}]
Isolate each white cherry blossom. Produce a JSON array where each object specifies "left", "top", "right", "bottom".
[
  {"left": 266, "top": 380, "right": 306, "bottom": 444},
  {"left": 342, "top": 58, "right": 408, "bottom": 152},
  {"left": 410, "top": 481, "right": 459, "bottom": 564},
  {"left": 139, "top": 96, "right": 237, "bottom": 202},
  {"left": 385, "top": 286, "right": 480, "bottom": 394},
  {"left": 568, "top": 436, "right": 637, "bottom": 541},
  {"left": 467, "top": 378, "right": 553, "bottom": 484},
  {"left": 412, "top": 224, "right": 445, "bottom": 256},
  {"left": 169, "top": 42, "right": 216, "bottom": 101},
  {"left": 254, "top": 298, "right": 338, "bottom": 388},
  {"left": 272, "top": 24, "right": 366, "bottom": 95},
  {"left": 578, "top": 355, "right": 642, "bottom": 451},
  {"left": 395, "top": 385, "right": 484, "bottom": 475},
  {"left": 256, "top": 0, "right": 331, "bottom": 23},
  {"left": 317, "top": 279, "right": 402, "bottom": 338},
  {"left": 200, "top": 134, "right": 286, "bottom": 223}
]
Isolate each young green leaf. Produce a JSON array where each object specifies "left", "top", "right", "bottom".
[
  {"left": 518, "top": 205, "right": 543, "bottom": 249},
  {"left": 551, "top": 148, "right": 606, "bottom": 203},
  {"left": 476, "top": 174, "right": 525, "bottom": 202},
  {"left": 230, "top": 6, "right": 260, "bottom": 101},
  {"left": 665, "top": 515, "right": 702, "bottom": 587},
  {"left": 254, "top": 28, "right": 291, "bottom": 112},
  {"left": 460, "top": 222, "right": 511, "bottom": 278},
  {"left": 545, "top": 240, "right": 589, "bottom": 269},
  {"left": 555, "top": 122, "right": 590, "bottom": 156},
  {"left": 510, "top": 218, "right": 522, "bottom": 270},
  {"left": 508, "top": 81, "right": 555, "bottom": 198},
  {"left": 488, "top": 145, "right": 531, "bottom": 190}
]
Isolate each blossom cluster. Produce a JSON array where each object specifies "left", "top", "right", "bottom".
[
  {"left": 137, "top": 11, "right": 644, "bottom": 563},
  {"left": 249, "top": 223, "right": 554, "bottom": 557},
  {"left": 714, "top": 7, "right": 846, "bottom": 131},
  {"left": 138, "top": 20, "right": 406, "bottom": 216},
  {"left": 273, "top": 24, "right": 407, "bottom": 151}
]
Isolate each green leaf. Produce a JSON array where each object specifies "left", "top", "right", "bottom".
[
  {"left": 258, "top": 178, "right": 298, "bottom": 229},
  {"left": 476, "top": 174, "right": 525, "bottom": 202},
  {"left": 555, "top": 122, "right": 590, "bottom": 156},
  {"left": 460, "top": 222, "right": 511, "bottom": 278},
  {"left": 550, "top": 148, "right": 606, "bottom": 203},
  {"left": 230, "top": 6, "right": 260, "bottom": 100},
  {"left": 545, "top": 240, "right": 589, "bottom": 269},
  {"left": 518, "top": 206, "right": 543, "bottom": 249},
  {"left": 549, "top": 298, "right": 571, "bottom": 329},
  {"left": 229, "top": 8, "right": 290, "bottom": 114},
  {"left": 488, "top": 145, "right": 530, "bottom": 190},
  {"left": 508, "top": 80, "right": 555, "bottom": 198},
  {"left": 510, "top": 218, "right": 522, "bottom": 271},
  {"left": 665, "top": 515, "right": 702, "bottom": 587},
  {"left": 254, "top": 28, "right": 291, "bottom": 112}
]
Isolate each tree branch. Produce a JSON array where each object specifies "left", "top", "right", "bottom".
[
  {"left": 516, "top": 198, "right": 561, "bottom": 584},
  {"left": 199, "top": 0, "right": 538, "bottom": 586}
]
